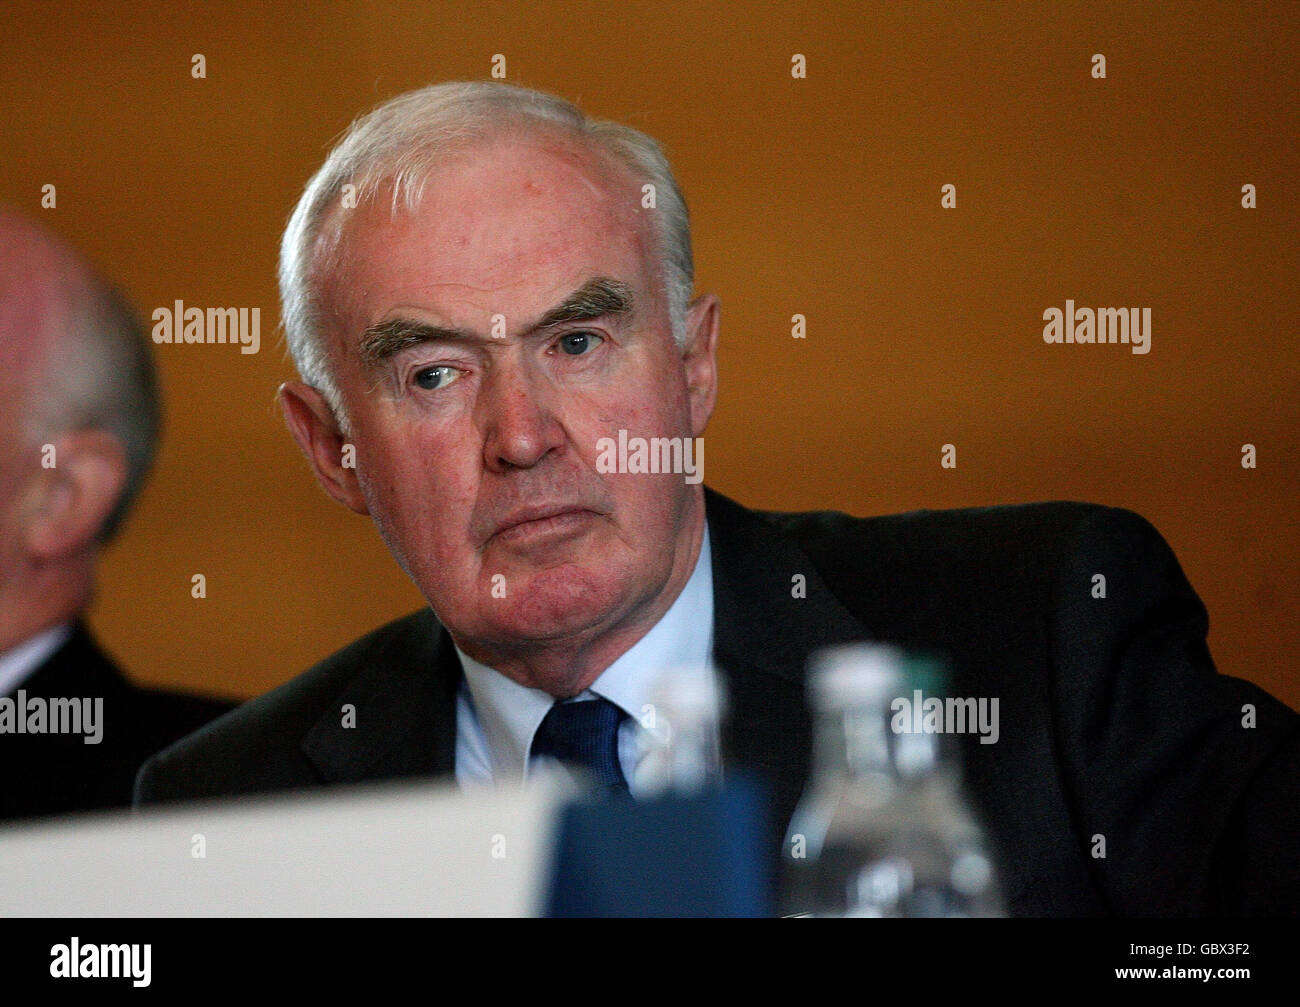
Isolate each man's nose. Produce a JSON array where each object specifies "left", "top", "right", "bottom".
[{"left": 478, "top": 364, "right": 566, "bottom": 472}]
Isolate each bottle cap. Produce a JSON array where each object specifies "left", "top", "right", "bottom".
[
  {"left": 646, "top": 663, "right": 727, "bottom": 722},
  {"left": 807, "top": 642, "right": 905, "bottom": 710},
  {"left": 900, "top": 653, "right": 951, "bottom": 695}
]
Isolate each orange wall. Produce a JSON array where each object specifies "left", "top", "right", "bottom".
[{"left": 3, "top": 1, "right": 1296, "bottom": 708}]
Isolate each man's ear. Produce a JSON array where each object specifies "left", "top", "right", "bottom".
[
  {"left": 681, "top": 293, "right": 720, "bottom": 437},
  {"left": 278, "top": 382, "right": 369, "bottom": 515},
  {"left": 24, "top": 430, "right": 127, "bottom": 560}
]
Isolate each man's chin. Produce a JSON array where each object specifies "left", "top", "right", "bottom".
[
  {"left": 435, "top": 562, "right": 623, "bottom": 647},
  {"left": 488, "top": 564, "right": 620, "bottom": 641}
]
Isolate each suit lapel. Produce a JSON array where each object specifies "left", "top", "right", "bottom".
[
  {"left": 19, "top": 622, "right": 130, "bottom": 700},
  {"left": 705, "top": 488, "right": 872, "bottom": 840},
  {"left": 299, "top": 609, "right": 461, "bottom": 784}
]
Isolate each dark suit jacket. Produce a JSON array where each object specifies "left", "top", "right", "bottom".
[
  {"left": 1, "top": 623, "right": 234, "bottom": 821},
  {"left": 136, "top": 488, "right": 1299, "bottom": 915}
]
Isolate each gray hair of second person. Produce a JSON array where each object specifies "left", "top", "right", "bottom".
[
  {"left": 277, "top": 80, "right": 695, "bottom": 425},
  {"left": 30, "top": 278, "right": 160, "bottom": 543}
]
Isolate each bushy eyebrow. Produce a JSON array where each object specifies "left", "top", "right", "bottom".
[
  {"left": 535, "top": 276, "right": 635, "bottom": 329},
  {"left": 356, "top": 276, "right": 635, "bottom": 367}
]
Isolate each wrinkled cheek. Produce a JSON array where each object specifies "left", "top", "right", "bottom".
[
  {"left": 402, "top": 492, "right": 482, "bottom": 595},
  {"left": 425, "top": 535, "right": 479, "bottom": 587}
]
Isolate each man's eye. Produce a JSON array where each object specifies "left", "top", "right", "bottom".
[
  {"left": 556, "top": 331, "right": 604, "bottom": 356},
  {"left": 413, "top": 365, "right": 461, "bottom": 391}
]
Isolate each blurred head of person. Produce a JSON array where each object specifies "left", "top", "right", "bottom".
[
  {"left": 277, "top": 82, "right": 721, "bottom": 698},
  {"left": 0, "top": 207, "right": 160, "bottom": 652}
]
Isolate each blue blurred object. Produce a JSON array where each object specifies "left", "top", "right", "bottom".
[{"left": 543, "top": 773, "right": 772, "bottom": 917}]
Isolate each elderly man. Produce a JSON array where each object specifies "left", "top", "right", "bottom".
[
  {"left": 136, "top": 82, "right": 1298, "bottom": 916},
  {"left": 0, "top": 208, "right": 234, "bottom": 821}
]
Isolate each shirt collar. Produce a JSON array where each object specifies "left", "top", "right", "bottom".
[
  {"left": 456, "top": 524, "right": 714, "bottom": 782},
  {"left": 0, "top": 623, "right": 72, "bottom": 697}
]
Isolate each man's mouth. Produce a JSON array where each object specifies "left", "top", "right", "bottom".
[{"left": 490, "top": 505, "right": 598, "bottom": 546}]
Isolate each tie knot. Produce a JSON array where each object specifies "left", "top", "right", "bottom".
[{"left": 531, "top": 696, "right": 629, "bottom": 793}]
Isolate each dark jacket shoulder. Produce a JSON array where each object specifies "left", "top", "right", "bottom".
[
  {"left": 134, "top": 609, "right": 445, "bottom": 805},
  {"left": 2, "top": 625, "right": 235, "bottom": 821}
]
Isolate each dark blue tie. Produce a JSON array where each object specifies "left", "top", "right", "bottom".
[{"left": 531, "top": 697, "right": 629, "bottom": 793}]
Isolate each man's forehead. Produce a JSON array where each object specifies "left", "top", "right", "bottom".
[{"left": 317, "top": 132, "right": 654, "bottom": 329}]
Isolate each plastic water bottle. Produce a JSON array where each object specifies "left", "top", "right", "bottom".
[
  {"left": 633, "top": 664, "right": 726, "bottom": 798},
  {"left": 782, "top": 643, "right": 1005, "bottom": 917}
]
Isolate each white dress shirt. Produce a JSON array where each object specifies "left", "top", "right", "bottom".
[
  {"left": 0, "top": 623, "right": 72, "bottom": 697},
  {"left": 454, "top": 525, "right": 715, "bottom": 796}
]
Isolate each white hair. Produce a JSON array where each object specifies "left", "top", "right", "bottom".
[
  {"left": 278, "top": 80, "right": 695, "bottom": 416},
  {"left": 30, "top": 279, "right": 160, "bottom": 542}
]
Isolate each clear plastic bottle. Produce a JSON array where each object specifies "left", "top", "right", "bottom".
[
  {"left": 633, "top": 664, "right": 726, "bottom": 799},
  {"left": 782, "top": 643, "right": 1005, "bottom": 917}
]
